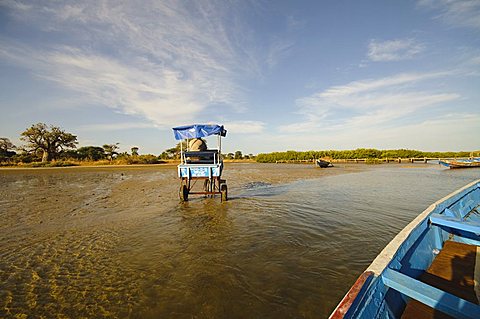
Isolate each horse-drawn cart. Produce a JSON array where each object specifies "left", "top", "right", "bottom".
[{"left": 172, "top": 124, "right": 228, "bottom": 202}]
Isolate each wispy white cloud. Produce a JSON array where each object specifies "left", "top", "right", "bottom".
[
  {"left": 223, "top": 120, "right": 265, "bottom": 134},
  {"left": 0, "top": 0, "right": 32, "bottom": 12},
  {"left": 275, "top": 112, "right": 480, "bottom": 152},
  {"left": 471, "top": 56, "right": 480, "bottom": 65},
  {"left": 368, "top": 38, "right": 425, "bottom": 62},
  {"left": 283, "top": 71, "right": 460, "bottom": 134},
  {"left": 286, "top": 15, "right": 306, "bottom": 31},
  {"left": 0, "top": 0, "right": 274, "bottom": 128},
  {"left": 0, "top": 42, "right": 208, "bottom": 125},
  {"left": 348, "top": 112, "right": 480, "bottom": 151},
  {"left": 266, "top": 38, "right": 295, "bottom": 68},
  {"left": 78, "top": 122, "right": 156, "bottom": 132},
  {"left": 307, "top": 72, "right": 447, "bottom": 99},
  {"left": 417, "top": 0, "right": 480, "bottom": 29}
]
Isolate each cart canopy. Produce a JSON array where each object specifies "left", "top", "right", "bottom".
[{"left": 172, "top": 124, "right": 227, "bottom": 140}]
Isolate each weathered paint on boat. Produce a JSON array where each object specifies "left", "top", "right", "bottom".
[
  {"left": 329, "top": 179, "right": 480, "bottom": 319},
  {"left": 439, "top": 158, "right": 480, "bottom": 169}
]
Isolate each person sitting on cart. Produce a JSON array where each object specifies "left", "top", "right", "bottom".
[
  {"left": 185, "top": 138, "right": 216, "bottom": 164},
  {"left": 189, "top": 138, "right": 207, "bottom": 151}
]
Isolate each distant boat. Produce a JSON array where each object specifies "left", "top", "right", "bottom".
[
  {"left": 329, "top": 179, "right": 480, "bottom": 319},
  {"left": 439, "top": 158, "right": 480, "bottom": 169},
  {"left": 316, "top": 159, "right": 333, "bottom": 168}
]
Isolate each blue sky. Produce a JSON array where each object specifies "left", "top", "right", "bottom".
[{"left": 1, "top": 0, "right": 479, "bottom": 155}]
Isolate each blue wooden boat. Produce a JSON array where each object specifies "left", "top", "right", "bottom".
[
  {"left": 439, "top": 158, "right": 480, "bottom": 169},
  {"left": 330, "top": 179, "right": 480, "bottom": 319}
]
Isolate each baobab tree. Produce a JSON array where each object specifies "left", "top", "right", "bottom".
[{"left": 21, "top": 123, "right": 77, "bottom": 162}]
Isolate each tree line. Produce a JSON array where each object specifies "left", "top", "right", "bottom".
[
  {"left": 159, "top": 145, "right": 253, "bottom": 161},
  {"left": 256, "top": 149, "right": 472, "bottom": 163},
  {"left": 0, "top": 123, "right": 162, "bottom": 165},
  {"left": 0, "top": 123, "right": 250, "bottom": 166},
  {"left": 7, "top": 123, "right": 467, "bottom": 167}
]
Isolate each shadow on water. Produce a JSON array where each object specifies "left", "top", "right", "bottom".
[
  {"left": 177, "top": 198, "right": 229, "bottom": 219},
  {"left": 230, "top": 182, "right": 290, "bottom": 199},
  {"left": 179, "top": 181, "right": 290, "bottom": 201},
  {"left": 243, "top": 181, "right": 272, "bottom": 189}
]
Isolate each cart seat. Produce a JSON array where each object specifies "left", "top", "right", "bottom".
[{"left": 184, "top": 150, "right": 220, "bottom": 164}]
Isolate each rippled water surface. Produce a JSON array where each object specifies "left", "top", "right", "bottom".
[{"left": 0, "top": 163, "right": 479, "bottom": 318}]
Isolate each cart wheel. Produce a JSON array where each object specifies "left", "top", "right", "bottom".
[
  {"left": 180, "top": 184, "right": 189, "bottom": 201},
  {"left": 220, "top": 184, "right": 228, "bottom": 202}
]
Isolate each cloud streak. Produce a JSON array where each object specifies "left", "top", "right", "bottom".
[
  {"left": 418, "top": 0, "right": 480, "bottom": 29},
  {"left": 368, "top": 38, "right": 425, "bottom": 62},
  {"left": 284, "top": 71, "right": 460, "bottom": 134},
  {"left": 276, "top": 112, "right": 479, "bottom": 151},
  {"left": 223, "top": 120, "right": 266, "bottom": 134},
  {"left": 78, "top": 122, "right": 156, "bottom": 132}
]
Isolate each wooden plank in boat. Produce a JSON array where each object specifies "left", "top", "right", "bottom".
[{"left": 401, "top": 241, "right": 478, "bottom": 318}]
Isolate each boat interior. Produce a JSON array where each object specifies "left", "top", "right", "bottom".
[
  {"left": 401, "top": 241, "right": 478, "bottom": 318},
  {"left": 350, "top": 182, "right": 480, "bottom": 319}
]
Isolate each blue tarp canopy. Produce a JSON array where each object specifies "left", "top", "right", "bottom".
[{"left": 172, "top": 124, "right": 227, "bottom": 140}]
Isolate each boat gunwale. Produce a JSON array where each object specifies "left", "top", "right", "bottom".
[
  {"left": 366, "top": 179, "right": 480, "bottom": 276},
  {"left": 329, "top": 179, "right": 480, "bottom": 318},
  {"left": 329, "top": 271, "right": 374, "bottom": 318}
]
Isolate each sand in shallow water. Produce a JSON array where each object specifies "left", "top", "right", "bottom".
[{"left": 0, "top": 162, "right": 368, "bottom": 318}]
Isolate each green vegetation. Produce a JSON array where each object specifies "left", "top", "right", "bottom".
[
  {"left": 256, "top": 148, "right": 471, "bottom": 163},
  {"left": 1, "top": 123, "right": 473, "bottom": 167},
  {"left": 159, "top": 141, "right": 186, "bottom": 160},
  {"left": 103, "top": 143, "right": 120, "bottom": 161},
  {"left": 76, "top": 146, "right": 106, "bottom": 161},
  {"left": 0, "top": 137, "right": 16, "bottom": 162},
  {"left": 0, "top": 123, "right": 167, "bottom": 167},
  {"left": 2, "top": 122, "right": 249, "bottom": 167}
]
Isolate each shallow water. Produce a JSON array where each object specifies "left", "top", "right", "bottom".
[{"left": 0, "top": 163, "right": 478, "bottom": 318}]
